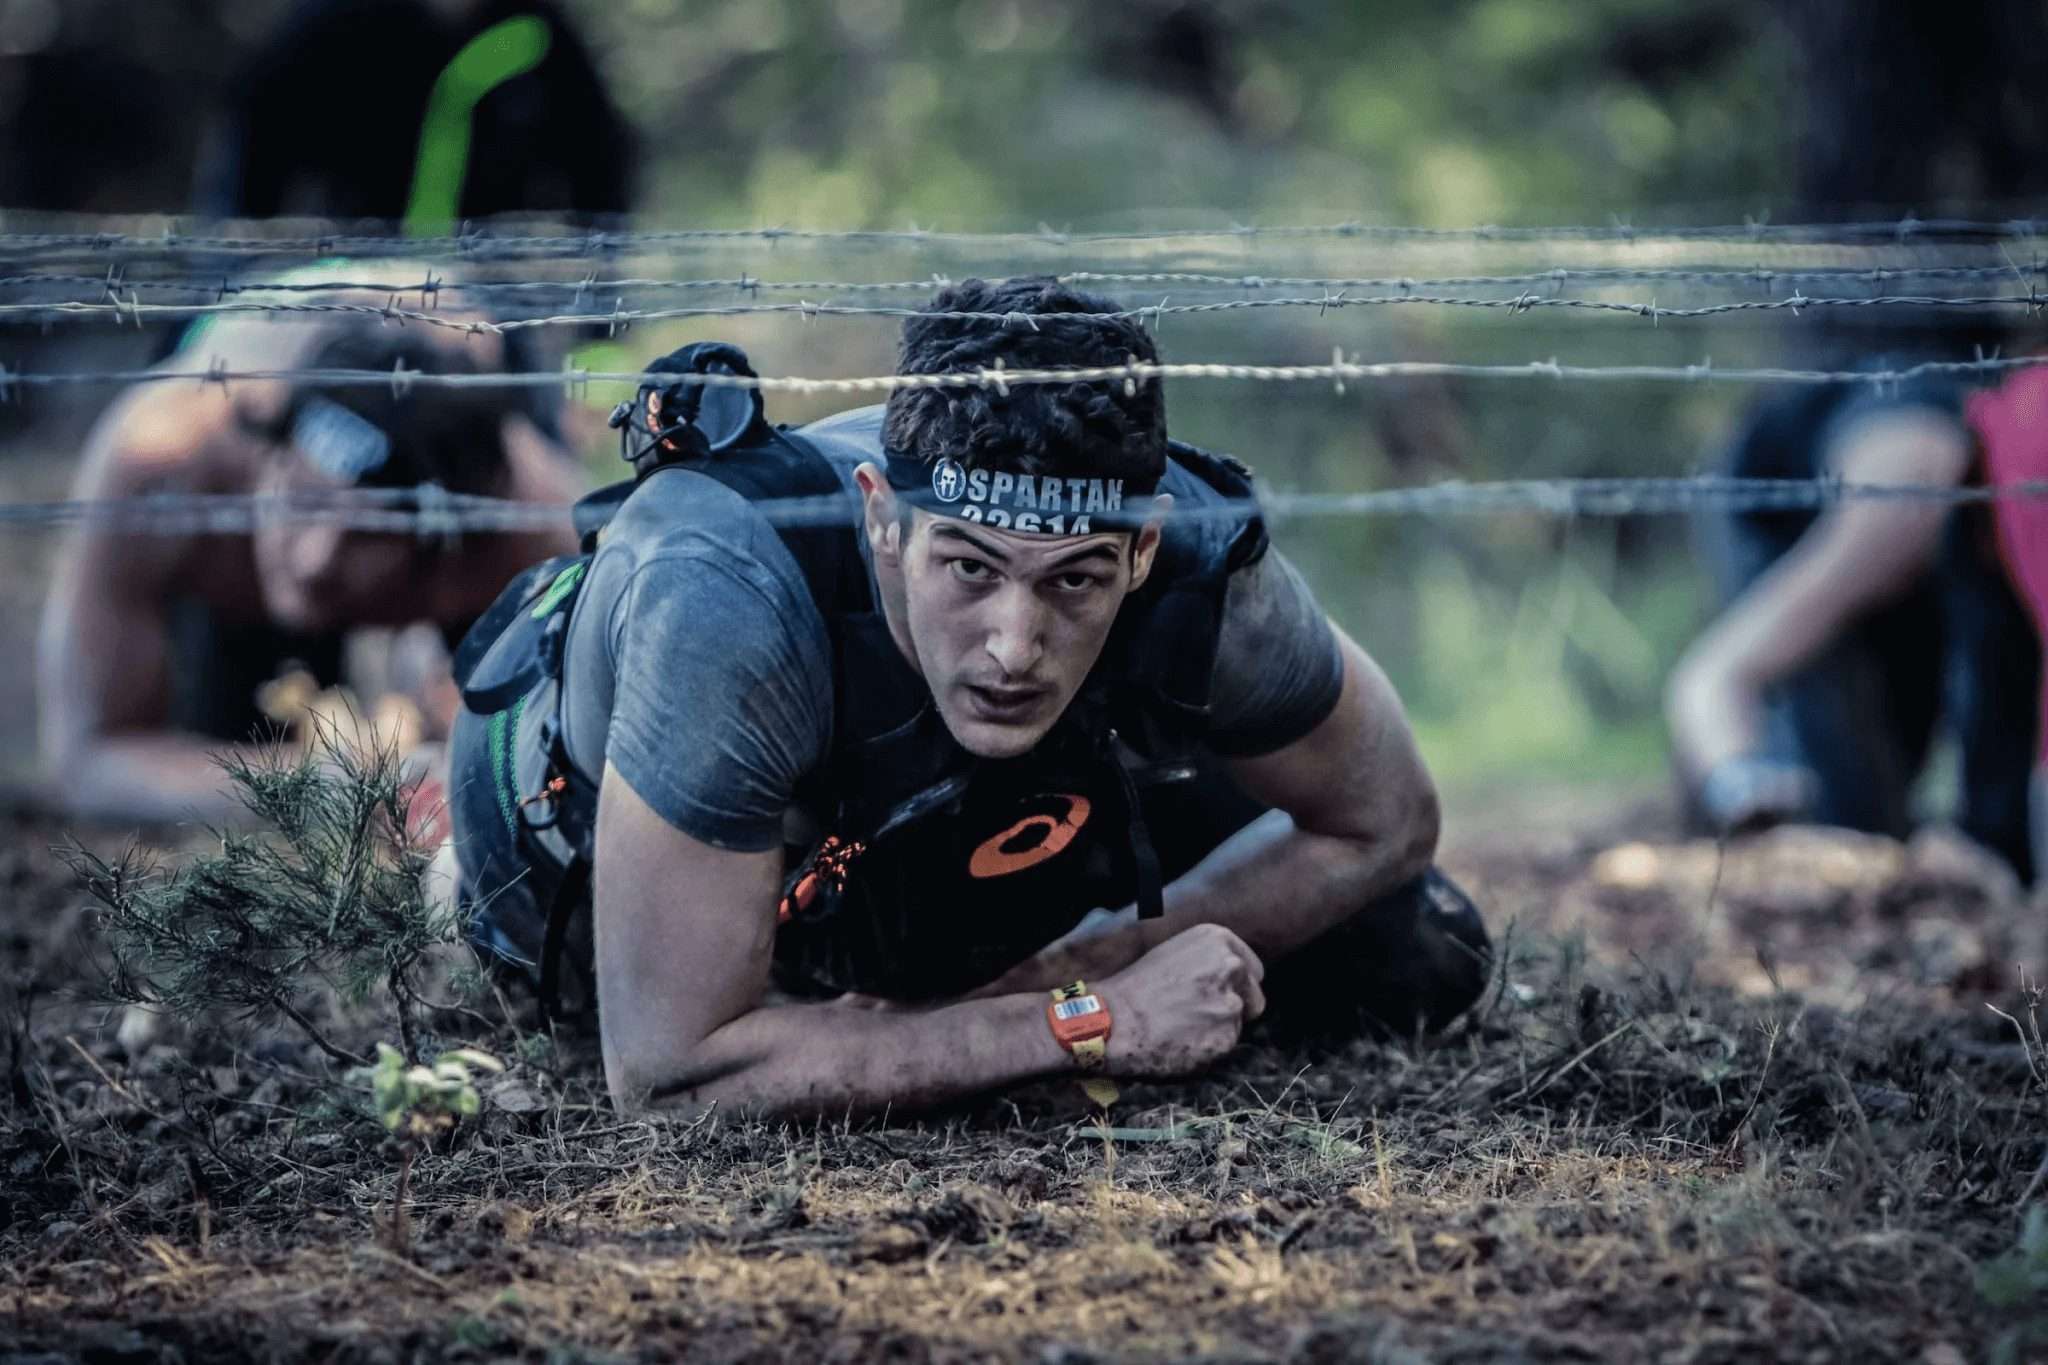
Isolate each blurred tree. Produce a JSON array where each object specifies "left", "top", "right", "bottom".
[
  {"left": 0, "top": 0, "right": 257, "bottom": 213},
  {"left": 1787, "top": 0, "right": 2048, "bottom": 216}
]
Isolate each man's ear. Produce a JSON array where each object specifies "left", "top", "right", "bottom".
[
  {"left": 1126, "top": 492, "right": 1172, "bottom": 592},
  {"left": 853, "top": 462, "right": 902, "bottom": 564}
]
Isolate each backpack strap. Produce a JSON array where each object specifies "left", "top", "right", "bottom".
[
  {"left": 453, "top": 553, "right": 586, "bottom": 713},
  {"left": 685, "top": 425, "right": 873, "bottom": 617}
]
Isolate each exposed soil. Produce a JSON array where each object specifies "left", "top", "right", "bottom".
[{"left": 2, "top": 802, "right": 2044, "bottom": 1363}]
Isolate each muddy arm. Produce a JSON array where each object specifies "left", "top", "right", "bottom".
[{"left": 593, "top": 763, "right": 1073, "bottom": 1116}]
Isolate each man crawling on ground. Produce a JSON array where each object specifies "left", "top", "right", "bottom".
[{"left": 447, "top": 277, "right": 1492, "bottom": 1116}]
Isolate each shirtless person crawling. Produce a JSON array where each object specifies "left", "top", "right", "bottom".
[{"left": 38, "top": 297, "right": 583, "bottom": 823}]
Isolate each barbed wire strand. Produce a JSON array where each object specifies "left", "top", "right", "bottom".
[
  {"left": 6, "top": 291, "right": 2043, "bottom": 334},
  {"left": 8, "top": 476, "right": 2047, "bottom": 537},
  {"left": 4, "top": 263, "right": 2046, "bottom": 303},
  {"left": 0, "top": 215, "right": 2044, "bottom": 258},
  {"left": 4, "top": 351, "right": 2044, "bottom": 399}
]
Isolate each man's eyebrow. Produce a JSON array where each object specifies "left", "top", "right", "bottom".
[
  {"left": 930, "top": 523, "right": 1014, "bottom": 562},
  {"left": 1044, "top": 541, "right": 1126, "bottom": 570}
]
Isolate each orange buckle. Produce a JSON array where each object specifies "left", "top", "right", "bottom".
[
  {"left": 519, "top": 774, "right": 568, "bottom": 810},
  {"left": 777, "top": 834, "right": 866, "bottom": 923}
]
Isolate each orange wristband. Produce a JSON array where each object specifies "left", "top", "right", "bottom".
[{"left": 1048, "top": 981, "right": 1111, "bottom": 1070}]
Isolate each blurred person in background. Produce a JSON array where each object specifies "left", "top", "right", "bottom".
[
  {"left": 1665, "top": 0, "right": 2048, "bottom": 885},
  {"left": 36, "top": 301, "right": 583, "bottom": 825},
  {"left": 193, "top": 0, "right": 634, "bottom": 226},
  {"left": 1666, "top": 363, "right": 2047, "bottom": 887}
]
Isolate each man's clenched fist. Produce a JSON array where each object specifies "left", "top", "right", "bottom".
[{"left": 1101, "top": 924, "right": 1265, "bottom": 1076}]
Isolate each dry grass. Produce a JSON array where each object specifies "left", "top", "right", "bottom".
[{"left": 2, "top": 810, "right": 2044, "bottom": 1363}]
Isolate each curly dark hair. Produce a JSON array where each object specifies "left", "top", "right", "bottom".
[{"left": 881, "top": 276, "right": 1166, "bottom": 491}]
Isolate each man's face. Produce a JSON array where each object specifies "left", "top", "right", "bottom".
[
  {"left": 874, "top": 499, "right": 1162, "bottom": 759},
  {"left": 250, "top": 453, "right": 433, "bottom": 632}
]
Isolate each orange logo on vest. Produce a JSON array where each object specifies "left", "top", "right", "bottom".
[{"left": 969, "top": 795, "right": 1093, "bottom": 878}]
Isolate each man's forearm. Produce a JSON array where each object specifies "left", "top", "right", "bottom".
[
  {"left": 1143, "top": 807, "right": 1428, "bottom": 960},
  {"left": 54, "top": 735, "right": 276, "bottom": 824},
  {"left": 617, "top": 988, "right": 1070, "bottom": 1117},
  {"left": 988, "top": 806, "right": 1431, "bottom": 994}
]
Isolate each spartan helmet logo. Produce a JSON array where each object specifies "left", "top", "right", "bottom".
[{"left": 931, "top": 458, "right": 968, "bottom": 503}]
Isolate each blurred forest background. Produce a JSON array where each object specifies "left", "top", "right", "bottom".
[{"left": 0, "top": 0, "right": 2042, "bottom": 809}]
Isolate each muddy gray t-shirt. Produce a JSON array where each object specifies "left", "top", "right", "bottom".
[{"left": 558, "top": 406, "right": 1344, "bottom": 851}]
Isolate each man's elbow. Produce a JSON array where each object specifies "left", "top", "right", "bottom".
[
  {"left": 602, "top": 1031, "right": 749, "bottom": 1116},
  {"left": 1390, "top": 778, "right": 1441, "bottom": 883},
  {"left": 603, "top": 1036, "right": 678, "bottom": 1114},
  {"left": 36, "top": 727, "right": 103, "bottom": 817},
  {"left": 1324, "top": 767, "right": 1439, "bottom": 885}
]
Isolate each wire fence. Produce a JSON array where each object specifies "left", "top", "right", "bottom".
[
  {"left": 5, "top": 217, "right": 2046, "bottom": 538},
  {"left": 3, "top": 350, "right": 2043, "bottom": 400},
  {"left": 1, "top": 215, "right": 2045, "bottom": 259},
  {"left": 5, "top": 263, "right": 2047, "bottom": 303},
  {"left": 4, "top": 291, "right": 2041, "bottom": 335},
  {"left": 8, "top": 476, "right": 2046, "bottom": 537}
]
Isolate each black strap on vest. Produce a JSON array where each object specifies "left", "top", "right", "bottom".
[
  {"left": 537, "top": 857, "right": 593, "bottom": 1024},
  {"left": 1109, "top": 743, "right": 1168, "bottom": 920}
]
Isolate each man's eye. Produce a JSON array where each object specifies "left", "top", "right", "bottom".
[
  {"left": 1055, "top": 572, "right": 1107, "bottom": 592},
  {"left": 949, "top": 558, "right": 995, "bottom": 583}
]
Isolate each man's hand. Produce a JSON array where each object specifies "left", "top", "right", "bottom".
[
  {"left": 1100, "top": 924, "right": 1265, "bottom": 1076},
  {"left": 1695, "top": 753, "right": 1819, "bottom": 836}
]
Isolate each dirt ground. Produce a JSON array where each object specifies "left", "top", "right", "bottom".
[{"left": 2, "top": 796, "right": 2045, "bottom": 1364}]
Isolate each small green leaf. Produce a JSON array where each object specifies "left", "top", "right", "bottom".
[{"left": 438, "top": 1047, "right": 505, "bottom": 1074}]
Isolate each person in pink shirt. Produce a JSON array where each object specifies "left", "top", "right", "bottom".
[{"left": 1969, "top": 366, "right": 2048, "bottom": 872}]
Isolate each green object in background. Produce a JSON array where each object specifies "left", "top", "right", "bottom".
[{"left": 403, "top": 15, "right": 553, "bottom": 236}]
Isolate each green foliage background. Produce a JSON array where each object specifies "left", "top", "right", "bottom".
[
  {"left": 576, "top": 0, "right": 1791, "bottom": 231},
  {"left": 8, "top": 0, "right": 2000, "bottom": 799}
]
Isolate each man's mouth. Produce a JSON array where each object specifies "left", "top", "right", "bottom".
[{"left": 962, "top": 683, "right": 1050, "bottom": 723}]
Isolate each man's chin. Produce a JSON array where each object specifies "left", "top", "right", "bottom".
[
  {"left": 259, "top": 586, "right": 330, "bottom": 634},
  {"left": 938, "top": 709, "right": 1054, "bottom": 760}
]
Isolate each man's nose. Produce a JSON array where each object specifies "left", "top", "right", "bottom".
[{"left": 983, "top": 586, "right": 1046, "bottom": 678}]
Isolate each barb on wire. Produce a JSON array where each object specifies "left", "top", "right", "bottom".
[
  {"left": 0, "top": 215, "right": 2042, "bottom": 261},
  {"left": 5, "top": 351, "right": 2047, "bottom": 397},
  {"left": 4, "top": 262, "right": 2047, "bottom": 304},
  {"left": 1, "top": 291, "right": 2039, "bottom": 334},
  {"left": 4, "top": 475, "right": 2047, "bottom": 536}
]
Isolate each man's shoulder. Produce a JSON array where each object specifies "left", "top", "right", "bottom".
[
  {"left": 606, "top": 462, "right": 782, "bottom": 547},
  {"left": 789, "top": 404, "right": 886, "bottom": 488},
  {"left": 1151, "top": 446, "right": 1260, "bottom": 577}
]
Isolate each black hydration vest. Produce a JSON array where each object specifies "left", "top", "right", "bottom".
[{"left": 454, "top": 395, "right": 1268, "bottom": 1009}]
